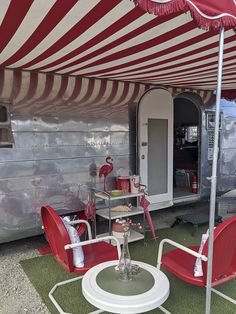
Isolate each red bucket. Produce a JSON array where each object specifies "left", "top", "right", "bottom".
[{"left": 116, "top": 176, "right": 131, "bottom": 193}]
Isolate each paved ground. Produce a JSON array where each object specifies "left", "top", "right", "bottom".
[
  {"left": 0, "top": 200, "right": 210, "bottom": 314},
  {"left": 0, "top": 235, "right": 49, "bottom": 314}
]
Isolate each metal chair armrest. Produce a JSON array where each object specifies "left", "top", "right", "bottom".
[
  {"left": 64, "top": 235, "right": 121, "bottom": 259},
  {"left": 67, "top": 219, "right": 92, "bottom": 239},
  {"left": 157, "top": 238, "right": 208, "bottom": 269}
]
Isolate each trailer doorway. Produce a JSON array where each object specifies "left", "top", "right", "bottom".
[
  {"left": 138, "top": 88, "right": 173, "bottom": 209},
  {"left": 173, "top": 93, "right": 201, "bottom": 203}
]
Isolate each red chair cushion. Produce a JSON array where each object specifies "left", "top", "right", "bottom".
[
  {"left": 73, "top": 241, "right": 119, "bottom": 275},
  {"left": 162, "top": 245, "right": 205, "bottom": 286}
]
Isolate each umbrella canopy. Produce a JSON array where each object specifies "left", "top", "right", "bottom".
[
  {"left": 134, "top": 1, "right": 236, "bottom": 30},
  {"left": 0, "top": 0, "right": 236, "bottom": 93}
]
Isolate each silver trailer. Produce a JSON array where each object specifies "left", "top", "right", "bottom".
[{"left": 0, "top": 69, "right": 235, "bottom": 243}]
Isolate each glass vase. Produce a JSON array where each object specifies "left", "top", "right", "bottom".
[{"left": 118, "top": 233, "right": 132, "bottom": 281}]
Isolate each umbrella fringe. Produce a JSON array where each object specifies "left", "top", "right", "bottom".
[{"left": 133, "top": 0, "right": 236, "bottom": 31}]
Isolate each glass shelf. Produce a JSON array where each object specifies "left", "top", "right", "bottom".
[
  {"left": 96, "top": 229, "right": 144, "bottom": 245},
  {"left": 96, "top": 206, "right": 143, "bottom": 220},
  {"left": 95, "top": 191, "right": 144, "bottom": 201}
]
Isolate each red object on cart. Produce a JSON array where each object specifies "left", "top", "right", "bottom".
[{"left": 117, "top": 176, "right": 131, "bottom": 193}]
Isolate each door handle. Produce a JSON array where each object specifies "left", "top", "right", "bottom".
[
  {"left": 141, "top": 154, "right": 145, "bottom": 159},
  {"left": 141, "top": 142, "right": 148, "bottom": 146}
]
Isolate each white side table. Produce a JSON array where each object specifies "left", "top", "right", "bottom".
[{"left": 82, "top": 260, "right": 170, "bottom": 314}]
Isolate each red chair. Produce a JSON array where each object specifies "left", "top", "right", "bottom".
[
  {"left": 157, "top": 216, "right": 236, "bottom": 304},
  {"left": 41, "top": 205, "right": 121, "bottom": 313}
]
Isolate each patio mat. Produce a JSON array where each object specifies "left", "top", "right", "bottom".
[{"left": 20, "top": 224, "right": 236, "bottom": 314}]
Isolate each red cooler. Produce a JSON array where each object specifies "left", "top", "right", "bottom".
[{"left": 116, "top": 176, "right": 131, "bottom": 193}]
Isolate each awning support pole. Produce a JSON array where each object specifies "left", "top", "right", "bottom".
[{"left": 205, "top": 26, "right": 224, "bottom": 314}]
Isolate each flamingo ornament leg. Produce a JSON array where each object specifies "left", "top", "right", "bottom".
[{"left": 99, "top": 156, "right": 113, "bottom": 191}]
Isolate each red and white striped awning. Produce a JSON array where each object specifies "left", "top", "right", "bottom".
[
  {"left": 0, "top": 69, "right": 213, "bottom": 118},
  {"left": 0, "top": 0, "right": 236, "bottom": 92}
]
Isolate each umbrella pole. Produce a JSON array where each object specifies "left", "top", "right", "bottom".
[{"left": 205, "top": 26, "right": 224, "bottom": 314}]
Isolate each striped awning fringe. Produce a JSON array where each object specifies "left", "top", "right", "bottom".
[
  {"left": 0, "top": 1, "right": 235, "bottom": 92},
  {"left": 0, "top": 70, "right": 213, "bottom": 114}
]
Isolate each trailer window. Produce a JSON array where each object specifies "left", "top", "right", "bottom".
[{"left": 0, "top": 103, "right": 13, "bottom": 147}]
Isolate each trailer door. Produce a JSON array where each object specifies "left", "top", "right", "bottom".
[{"left": 138, "top": 88, "right": 173, "bottom": 208}]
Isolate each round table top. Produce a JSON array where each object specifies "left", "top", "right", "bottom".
[{"left": 82, "top": 260, "right": 170, "bottom": 314}]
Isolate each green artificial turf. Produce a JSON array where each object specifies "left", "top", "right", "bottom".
[{"left": 20, "top": 224, "right": 236, "bottom": 314}]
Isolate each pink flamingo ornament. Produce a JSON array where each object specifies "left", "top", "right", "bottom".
[{"left": 99, "top": 156, "right": 113, "bottom": 191}]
